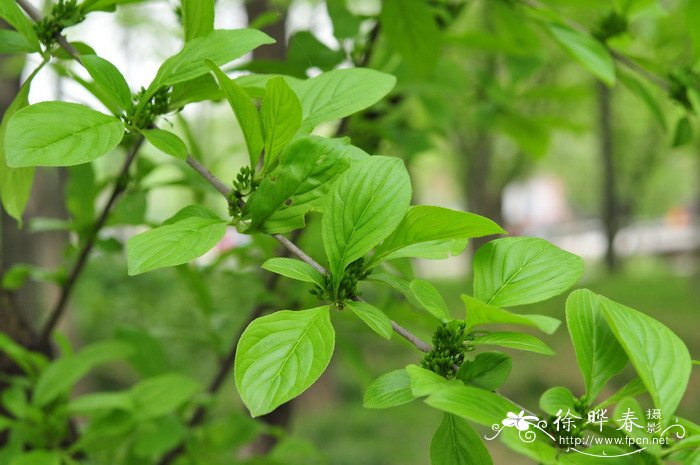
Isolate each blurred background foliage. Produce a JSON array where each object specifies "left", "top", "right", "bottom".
[{"left": 0, "top": 0, "right": 699, "bottom": 464}]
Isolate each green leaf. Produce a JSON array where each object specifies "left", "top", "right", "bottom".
[
  {"left": 141, "top": 128, "right": 188, "bottom": 160},
  {"left": 0, "top": 63, "right": 43, "bottom": 222},
  {"left": 149, "top": 29, "right": 275, "bottom": 91},
  {"left": 363, "top": 369, "right": 415, "bottom": 409},
  {"left": 0, "top": 332, "right": 45, "bottom": 377},
  {"left": 130, "top": 373, "right": 201, "bottom": 420},
  {"left": 67, "top": 391, "right": 134, "bottom": 414},
  {"left": 235, "top": 307, "right": 335, "bottom": 417},
  {"left": 181, "top": 0, "right": 214, "bottom": 42},
  {"left": 261, "top": 257, "right": 324, "bottom": 286},
  {"left": 599, "top": 295, "right": 692, "bottom": 418},
  {"left": 472, "top": 237, "right": 583, "bottom": 307},
  {"left": 431, "top": 413, "right": 493, "bottom": 465},
  {"left": 405, "top": 364, "right": 456, "bottom": 397},
  {"left": 380, "top": 0, "right": 441, "bottom": 75},
  {"left": 566, "top": 289, "right": 627, "bottom": 402},
  {"left": 371, "top": 206, "right": 504, "bottom": 265},
  {"left": 81, "top": 54, "right": 132, "bottom": 110},
  {"left": 287, "top": 31, "right": 345, "bottom": 73},
  {"left": 471, "top": 332, "right": 554, "bottom": 355},
  {"left": 244, "top": 137, "right": 366, "bottom": 234},
  {"left": 409, "top": 279, "right": 451, "bottom": 322},
  {"left": 295, "top": 68, "right": 397, "bottom": 132},
  {"left": 323, "top": 156, "right": 412, "bottom": 287},
  {"left": 463, "top": 295, "right": 561, "bottom": 335},
  {"left": 127, "top": 207, "right": 227, "bottom": 275},
  {"left": 456, "top": 352, "right": 512, "bottom": 391},
  {"left": 424, "top": 384, "right": 518, "bottom": 426},
  {"left": 261, "top": 77, "right": 302, "bottom": 168},
  {"left": 206, "top": 62, "right": 264, "bottom": 167},
  {"left": 33, "top": 340, "right": 133, "bottom": 406},
  {"left": 539, "top": 386, "right": 577, "bottom": 416},
  {"left": 546, "top": 22, "right": 615, "bottom": 86},
  {"left": 345, "top": 300, "right": 393, "bottom": 340},
  {"left": 5, "top": 102, "right": 125, "bottom": 167},
  {"left": 8, "top": 451, "right": 61, "bottom": 465},
  {"left": 0, "top": 0, "right": 40, "bottom": 51},
  {"left": 673, "top": 116, "right": 693, "bottom": 147},
  {"left": 0, "top": 30, "right": 36, "bottom": 53},
  {"left": 595, "top": 378, "right": 646, "bottom": 409},
  {"left": 327, "top": 0, "right": 361, "bottom": 39}
]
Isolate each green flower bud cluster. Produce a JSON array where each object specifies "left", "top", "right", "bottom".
[
  {"left": 123, "top": 87, "right": 171, "bottom": 131},
  {"left": 34, "top": 0, "right": 85, "bottom": 49},
  {"left": 422, "top": 320, "right": 469, "bottom": 378},
  {"left": 228, "top": 166, "right": 259, "bottom": 218},
  {"left": 592, "top": 11, "right": 628, "bottom": 43},
  {"left": 310, "top": 258, "right": 370, "bottom": 308}
]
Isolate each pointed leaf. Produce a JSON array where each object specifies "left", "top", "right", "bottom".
[
  {"left": 471, "top": 332, "right": 554, "bottom": 355},
  {"left": 363, "top": 369, "right": 414, "bottom": 409},
  {"left": 463, "top": 294, "right": 561, "bottom": 335},
  {"left": 181, "top": 0, "right": 214, "bottom": 42},
  {"left": 323, "top": 156, "right": 411, "bottom": 287},
  {"left": 127, "top": 207, "right": 227, "bottom": 275},
  {"left": 346, "top": 300, "right": 393, "bottom": 340},
  {"left": 410, "top": 279, "right": 451, "bottom": 322},
  {"left": 5, "top": 102, "right": 125, "bottom": 167},
  {"left": 456, "top": 352, "right": 512, "bottom": 391},
  {"left": 547, "top": 22, "right": 615, "bottom": 86},
  {"left": 371, "top": 206, "right": 504, "bottom": 265},
  {"left": 473, "top": 237, "right": 583, "bottom": 307},
  {"left": 261, "top": 77, "right": 302, "bottom": 168},
  {"left": 141, "top": 128, "right": 188, "bottom": 160},
  {"left": 261, "top": 257, "right": 324, "bottom": 286},
  {"left": 599, "top": 295, "right": 691, "bottom": 418},
  {"left": 81, "top": 54, "right": 132, "bottom": 110},
  {"left": 295, "top": 68, "right": 396, "bottom": 131},
  {"left": 566, "top": 289, "right": 627, "bottom": 402},
  {"left": 235, "top": 307, "right": 335, "bottom": 417},
  {"left": 431, "top": 413, "right": 493, "bottom": 465},
  {"left": 539, "top": 386, "right": 577, "bottom": 416}
]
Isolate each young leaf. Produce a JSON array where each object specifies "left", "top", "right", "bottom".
[
  {"left": 181, "top": 0, "right": 214, "bottom": 42},
  {"left": 409, "top": 279, "right": 451, "bottom": 322},
  {"left": 424, "top": 384, "right": 518, "bottom": 426},
  {"left": 235, "top": 307, "right": 335, "bottom": 417},
  {"left": 261, "top": 257, "right": 324, "bottom": 286},
  {"left": 431, "top": 413, "right": 493, "bottom": 465},
  {"left": 129, "top": 373, "right": 201, "bottom": 420},
  {"left": 599, "top": 295, "right": 692, "bottom": 418},
  {"left": 471, "top": 332, "right": 554, "bottom": 356},
  {"left": 244, "top": 137, "right": 366, "bottom": 233},
  {"left": 0, "top": 30, "right": 36, "bottom": 53},
  {"left": 206, "top": 62, "right": 264, "bottom": 167},
  {"left": 463, "top": 295, "right": 561, "bottom": 335},
  {"left": 81, "top": 54, "right": 132, "bottom": 110},
  {"left": 363, "top": 369, "right": 415, "bottom": 409},
  {"left": 0, "top": 0, "right": 40, "bottom": 51},
  {"left": 546, "top": 22, "right": 616, "bottom": 86},
  {"left": 141, "top": 128, "right": 188, "bottom": 160},
  {"left": 127, "top": 207, "right": 227, "bottom": 275},
  {"left": 323, "top": 156, "right": 411, "bottom": 287},
  {"left": 673, "top": 116, "right": 693, "bottom": 147},
  {"left": 405, "top": 364, "right": 459, "bottom": 397},
  {"left": 566, "top": 289, "right": 627, "bottom": 402},
  {"left": 618, "top": 70, "right": 666, "bottom": 131},
  {"left": 472, "top": 237, "right": 583, "bottom": 307},
  {"left": 149, "top": 29, "right": 275, "bottom": 91},
  {"left": 33, "top": 340, "right": 134, "bottom": 406},
  {"left": 7, "top": 451, "right": 61, "bottom": 465},
  {"left": 380, "top": 0, "right": 441, "bottom": 75},
  {"left": 456, "top": 352, "right": 512, "bottom": 391},
  {"left": 345, "top": 300, "right": 393, "bottom": 340},
  {"left": 261, "top": 77, "right": 302, "bottom": 168},
  {"left": 370, "top": 206, "right": 504, "bottom": 265},
  {"left": 0, "top": 63, "right": 44, "bottom": 222},
  {"left": 5, "top": 102, "right": 125, "bottom": 167},
  {"left": 539, "top": 386, "right": 577, "bottom": 416},
  {"left": 295, "top": 68, "right": 397, "bottom": 132},
  {"left": 595, "top": 378, "right": 646, "bottom": 409}
]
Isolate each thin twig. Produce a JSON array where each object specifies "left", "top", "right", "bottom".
[
  {"left": 609, "top": 49, "right": 670, "bottom": 92},
  {"left": 186, "top": 155, "right": 232, "bottom": 197},
  {"left": 272, "top": 234, "right": 327, "bottom": 275},
  {"left": 37, "top": 136, "right": 145, "bottom": 346}
]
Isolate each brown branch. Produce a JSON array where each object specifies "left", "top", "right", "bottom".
[{"left": 37, "top": 136, "right": 145, "bottom": 347}]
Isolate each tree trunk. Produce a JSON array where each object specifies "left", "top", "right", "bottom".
[{"left": 597, "top": 81, "right": 619, "bottom": 272}]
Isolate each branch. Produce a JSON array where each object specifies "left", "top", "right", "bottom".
[{"left": 37, "top": 136, "right": 145, "bottom": 346}]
